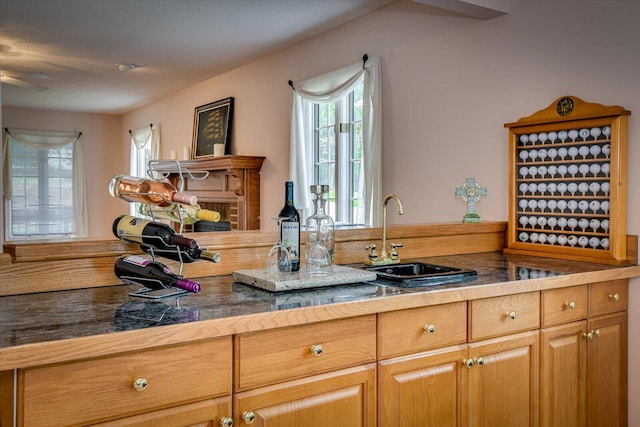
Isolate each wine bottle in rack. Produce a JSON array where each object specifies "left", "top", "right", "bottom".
[
  {"left": 112, "top": 214, "right": 198, "bottom": 249},
  {"left": 140, "top": 244, "right": 221, "bottom": 263},
  {"left": 279, "top": 181, "right": 301, "bottom": 271},
  {"left": 108, "top": 174, "right": 198, "bottom": 207},
  {"left": 114, "top": 255, "right": 201, "bottom": 293},
  {"left": 138, "top": 203, "right": 221, "bottom": 225}
]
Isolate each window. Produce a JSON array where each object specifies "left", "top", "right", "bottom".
[
  {"left": 312, "top": 82, "right": 364, "bottom": 225},
  {"left": 129, "top": 125, "right": 159, "bottom": 217},
  {"left": 289, "top": 56, "right": 381, "bottom": 227},
  {"left": 3, "top": 130, "right": 84, "bottom": 239}
]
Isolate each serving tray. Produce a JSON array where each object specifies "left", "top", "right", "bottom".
[{"left": 232, "top": 265, "right": 377, "bottom": 292}]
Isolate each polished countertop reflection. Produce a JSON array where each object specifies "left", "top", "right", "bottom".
[{"left": 1, "top": 252, "right": 637, "bottom": 350}]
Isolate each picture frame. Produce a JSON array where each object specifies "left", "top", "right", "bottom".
[{"left": 192, "top": 97, "right": 234, "bottom": 159}]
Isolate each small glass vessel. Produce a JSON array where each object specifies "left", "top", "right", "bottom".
[
  {"left": 305, "top": 185, "right": 335, "bottom": 267},
  {"left": 266, "top": 217, "right": 292, "bottom": 278}
]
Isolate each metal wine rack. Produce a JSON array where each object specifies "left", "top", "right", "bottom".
[{"left": 504, "top": 96, "right": 630, "bottom": 264}]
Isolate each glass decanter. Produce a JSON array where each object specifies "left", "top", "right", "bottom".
[{"left": 305, "top": 185, "right": 335, "bottom": 266}]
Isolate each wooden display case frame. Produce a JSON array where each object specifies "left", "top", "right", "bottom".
[{"left": 504, "top": 96, "right": 630, "bottom": 264}]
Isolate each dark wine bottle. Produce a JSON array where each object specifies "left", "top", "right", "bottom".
[
  {"left": 114, "top": 255, "right": 201, "bottom": 293},
  {"left": 112, "top": 214, "right": 198, "bottom": 250},
  {"left": 279, "top": 181, "right": 301, "bottom": 271},
  {"left": 140, "top": 244, "right": 221, "bottom": 263}
]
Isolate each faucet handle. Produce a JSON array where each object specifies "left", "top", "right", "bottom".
[
  {"left": 390, "top": 243, "right": 403, "bottom": 260},
  {"left": 365, "top": 244, "right": 378, "bottom": 261}
]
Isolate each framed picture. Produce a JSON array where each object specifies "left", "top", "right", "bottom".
[{"left": 192, "top": 97, "right": 234, "bottom": 158}]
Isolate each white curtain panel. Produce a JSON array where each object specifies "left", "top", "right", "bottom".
[
  {"left": 130, "top": 124, "right": 160, "bottom": 177},
  {"left": 289, "top": 56, "right": 382, "bottom": 226},
  {"left": 2, "top": 128, "right": 88, "bottom": 236}
]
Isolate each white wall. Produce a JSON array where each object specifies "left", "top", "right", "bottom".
[{"left": 122, "top": 0, "right": 640, "bottom": 417}]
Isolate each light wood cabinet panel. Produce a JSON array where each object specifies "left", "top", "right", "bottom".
[
  {"left": 586, "top": 312, "right": 627, "bottom": 427},
  {"left": 540, "top": 321, "right": 587, "bottom": 427},
  {"left": 542, "top": 285, "right": 588, "bottom": 328},
  {"left": 378, "top": 345, "right": 468, "bottom": 427},
  {"left": 467, "top": 330, "right": 539, "bottom": 427},
  {"left": 234, "top": 315, "right": 376, "bottom": 391},
  {"left": 469, "top": 292, "right": 540, "bottom": 341},
  {"left": 88, "top": 397, "right": 232, "bottom": 427},
  {"left": 377, "top": 302, "right": 466, "bottom": 359},
  {"left": 233, "top": 363, "right": 376, "bottom": 427},
  {"left": 19, "top": 338, "right": 231, "bottom": 427},
  {"left": 589, "top": 279, "right": 628, "bottom": 317}
]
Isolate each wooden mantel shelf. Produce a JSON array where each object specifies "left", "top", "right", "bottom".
[{"left": 153, "top": 155, "right": 265, "bottom": 231}]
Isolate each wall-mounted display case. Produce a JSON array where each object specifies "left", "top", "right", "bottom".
[{"left": 504, "top": 96, "right": 630, "bottom": 264}]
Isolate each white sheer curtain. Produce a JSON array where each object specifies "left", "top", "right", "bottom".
[
  {"left": 289, "top": 56, "right": 382, "bottom": 226},
  {"left": 2, "top": 128, "right": 88, "bottom": 236},
  {"left": 130, "top": 124, "right": 160, "bottom": 176}
]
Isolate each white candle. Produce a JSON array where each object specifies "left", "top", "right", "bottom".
[
  {"left": 182, "top": 146, "right": 191, "bottom": 160},
  {"left": 214, "top": 144, "right": 225, "bottom": 157},
  {"left": 170, "top": 149, "right": 178, "bottom": 160}
]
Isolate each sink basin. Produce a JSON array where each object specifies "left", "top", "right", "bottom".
[{"left": 366, "top": 262, "right": 477, "bottom": 287}]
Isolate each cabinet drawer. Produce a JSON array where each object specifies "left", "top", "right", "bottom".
[
  {"left": 589, "top": 279, "right": 628, "bottom": 317},
  {"left": 377, "top": 302, "right": 467, "bottom": 359},
  {"left": 20, "top": 338, "right": 232, "bottom": 427},
  {"left": 234, "top": 315, "right": 376, "bottom": 391},
  {"left": 469, "top": 292, "right": 540, "bottom": 341},
  {"left": 542, "top": 285, "right": 588, "bottom": 327}
]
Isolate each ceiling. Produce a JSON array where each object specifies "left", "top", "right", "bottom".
[{"left": 0, "top": 0, "right": 394, "bottom": 115}]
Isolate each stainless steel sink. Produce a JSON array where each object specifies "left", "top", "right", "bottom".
[{"left": 366, "top": 262, "right": 477, "bottom": 287}]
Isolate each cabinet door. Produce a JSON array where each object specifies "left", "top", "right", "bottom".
[
  {"left": 88, "top": 397, "right": 232, "bottom": 427},
  {"left": 587, "top": 312, "right": 627, "bottom": 427},
  {"left": 467, "top": 330, "right": 539, "bottom": 427},
  {"left": 378, "top": 345, "right": 468, "bottom": 427},
  {"left": 233, "top": 364, "right": 376, "bottom": 427},
  {"left": 540, "top": 321, "right": 587, "bottom": 427}
]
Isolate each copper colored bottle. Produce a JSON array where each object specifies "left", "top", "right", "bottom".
[{"left": 108, "top": 174, "right": 197, "bottom": 207}]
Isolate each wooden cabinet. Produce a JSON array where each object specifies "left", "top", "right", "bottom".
[
  {"left": 17, "top": 338, "right": 232, "bottom": 427},
  {"left": 233, "top": 364, "right": 376, "bottom": 427},
  {"left": 540, "top": 280, "right": 628, "bottom": 427},
  {"left": 233, "top": 315, "right": 377, "bottom": 426},
  {"left": 379, "top": 295, "right": 541, "bottom": 427},
  {"left": 153, "top": 156, "right": 265, "bottom": 230}
]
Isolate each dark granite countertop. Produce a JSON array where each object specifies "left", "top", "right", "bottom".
[{"left": 2, "top": 251, "right": 638, "bottom": 357}]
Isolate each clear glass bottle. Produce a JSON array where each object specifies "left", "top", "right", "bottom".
[{"left": 305, "top": 185, "right": 335, "bottom": 265}]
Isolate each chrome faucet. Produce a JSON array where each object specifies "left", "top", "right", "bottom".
[{"left": 366, "top": 194, "right": 404, "bottom": 265}]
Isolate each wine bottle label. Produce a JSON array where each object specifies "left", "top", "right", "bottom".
[
  {"left": 122, "top": 255, "right": 150, "bottom": 267},
  {"left": 281, "top": 222, "right": 300, "bottom": 262},
  {"left": 115, "top": 216, "right": 148, "bottom": 244}
]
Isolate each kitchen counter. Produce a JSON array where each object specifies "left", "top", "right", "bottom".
[{"left": 1, "top": 251, "right": 639, "bottom": 371}]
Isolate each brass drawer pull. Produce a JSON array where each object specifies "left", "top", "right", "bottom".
[
  {"left": 220, "top": 417, "right": 233, "bottom": 427},
  {"left": 609, "top": 293, "right": 620, "bottom": 301},
  {"left": 242, "top": 411, "right": 255, "bottom": 424},
  {"left": 424, "top": 324, "right": 435, "bottom": 334},
  {"left": 463, "top": 358, "right": 474, "bottom": 368},
  {"left": 476, "top": 357, "right": 484, "bottom": 367},
  {"left": 565, "top": 301, "right": 576, "bottom": 310},
  {"left": 310, "top": 344, "right": 323, "bottom": 356},
  {"left": 506, "top": 311, "right": 517, "bottom": 320},
  {"left": 132, "top": 377, "right": 147, "bottom": 392}
]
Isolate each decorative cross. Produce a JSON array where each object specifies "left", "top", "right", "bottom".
[{"left": 455, "top": 177, "right": 487, "bottom": 223}]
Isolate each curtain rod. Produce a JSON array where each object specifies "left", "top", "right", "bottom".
[
  {"left": 4, "top": 127, "right": 82, "bottom": 137},
  {"left": 128, "top": 123, "right": 154, "bottom": 135},
  {"left": 288, "top": 53, "right": 369, "bottom": 90}
]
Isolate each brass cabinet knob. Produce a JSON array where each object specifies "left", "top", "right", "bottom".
[
  {"left": 424, "top": 324, "right": 436, "bottom": 334},
  {"left": 565, "top": 301, "right": 576, "bottom": 310},
  {"left": 594, "top": 329, "right": 600, "bottom": 338},
  {"left": 583, "top": 331, "right": 594, "bottom": 341},
  {"left": 242, "top": 411, "right": 255, "bottom": 424},
  {"left": 220, "top": 417, "right": 233, "bottom": 427},
  {"left": 506, "top": 311, "right": 517, "bottom": 320},
  {"left": 476, "top": 357, "right": 484, "bottom": 367},
  {"left": 310, "top": 344, "right": 323, "bottom": 356},
  {"left": 609, "top": 293, "right": 620, "bottom": 301},
  {"left": 132, "top": 378, "right": 147, "bottom": 392},
  {"left": 463, "top": 358, "right": 474, "bottom": 368}
]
